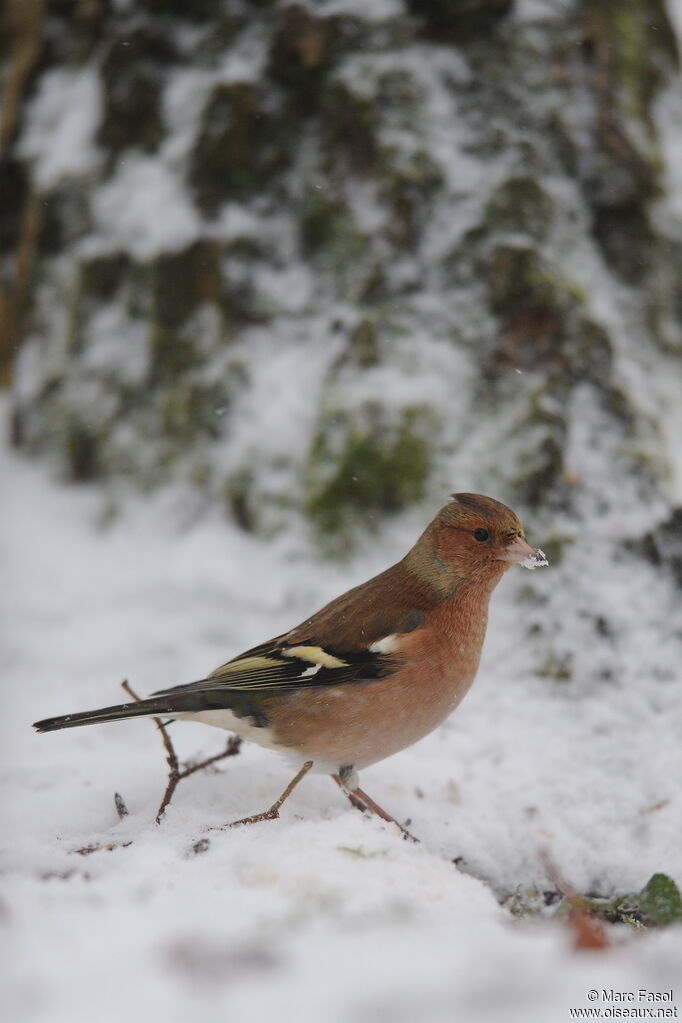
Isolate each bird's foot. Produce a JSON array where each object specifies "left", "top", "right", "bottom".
[
  {"left": 218, "top": 760, "right": 314, "bottom": 830},
  {"left": 331, "top": 774, "right": 419, "bottom": 843},
  {"left": 225, "top": 807, "right": 281, "bottom": 828}
]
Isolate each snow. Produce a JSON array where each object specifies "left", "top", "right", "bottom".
[
  {"left": 18, "top": 68, "right": 102, "bottom": 189},
  {"left": 666, "top": 0, "right": 682, "bottom": 42},
  {"left": 92, "top": 156, "right": 201, "bottom": 260},
  {"left": 520, "top": 548, "right": 548, "bottom": 569},
  {"left": 5, "top": 1, "right": 682, "bottom": 1014},
  {"left": 3, "top": 412, "right": 682, "bottom": 1023}
]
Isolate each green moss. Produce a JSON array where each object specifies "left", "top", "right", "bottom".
[
  {"left": 594, "top": 0, "right": 679, "bottom": 124},
  {"left": 148, "top": 324, "right": 202, "bottom": 383},
  {"left": 485, "top": 244, "right": 613, "bottom": 388},
  {"left": 347, "top": 319, "right": 379, "bottom": 368},
  {"left": 614, "top": 444, "right": 666, "bottom": 489},
  {"left": 536, "top": 534, "right": 574, "bottom": 566},
  {"left": 382, "top": 154, "right": 443, "bottom": 247},
  {"left": 157, "top": 381, "right": 227, "bottom": 444},
  {"left": 189, "top": 459, "right": 211, "bottom": 490},
  {"left": 540, "top": 272, "right": 587, "bottom": 305},
  {"left": 484, "top": 177, "right": 553, "bottom": 239},
  {"left": 488, "top": 244, "right": 547, "bottom": 313},
  {"left": 299, "top": 189, "right": 369, "bottom": 282},
  {"left": 301, "top": 190, "right": 352, "bottom": 252},
  {"left": 536, "top": 651, "right": 573, "bottom": 683},
  {"left": 306, "top": 404, "right": 434, "bottom": 542},
  {"left": 488, "top": 245, "right": 586, "bottom": 314},
  {"left": 579, "top": 0, "right": 677, "bottom": 218}
]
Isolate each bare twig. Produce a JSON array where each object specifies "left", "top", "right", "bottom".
[
  {"left": 639, "top": 798, "right": 670, "bottom": 815},
  {"left": 539, "top": 849, "right": 577, "bottom": 901},
  {"left": 539, "top": 850, "right": 608, "bottom": 950},
  {"left": 178, "top": 736, "right": 243, "bottom": 782},
  {"left": 121, "top": 678, "right": 179, "bottom": 771},
  {"left": 121, "top": 678, "right": 181, "bottom": 821},
  {"left": 73, "top": 841, "right": 132, "bottom": 856},
  {"left": 120, "top": 679, "right": 242, "bottom": 823}
]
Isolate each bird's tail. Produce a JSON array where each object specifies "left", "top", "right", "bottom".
[{"left": 33, "top": 697, "right": 183, "bottom": 733}]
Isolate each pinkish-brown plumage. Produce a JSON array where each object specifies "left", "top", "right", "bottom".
[
  {"left": 34, "top": 493, "right": 547, "bottom": 832},
  {"left": 257, "top": 494, "right": 539, "bottom": 772}
]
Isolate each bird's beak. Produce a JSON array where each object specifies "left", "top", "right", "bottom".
[{"left": 498, "top": 535, "right": 549, "bottom": 570}]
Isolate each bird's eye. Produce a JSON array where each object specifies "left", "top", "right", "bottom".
[{"left": 473, "top": 528, "right": 490, "bottom": 542}]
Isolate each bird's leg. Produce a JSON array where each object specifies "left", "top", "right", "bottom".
[
  {"left": 225, "top": 760, "right": 314, "bottom": 828},
  {"left": 337, "top": 783, "right": 368, "bottom": 814},
  {"left": 332, "top": 769, "right": 418, "bottom": 843}
]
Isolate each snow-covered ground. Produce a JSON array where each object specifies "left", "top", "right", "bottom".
[{"left": 2, "top": 413, "right": 681, "bottom": 1023}]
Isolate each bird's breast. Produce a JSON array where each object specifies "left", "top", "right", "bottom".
[{"left": 261, "top": 593, "right": 491, "bottom": 771}]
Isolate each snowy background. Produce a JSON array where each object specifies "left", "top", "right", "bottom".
[
  {"left": 3, "top": 0, "right": 682, "bottom": 1019},
  {"left": 3, "top": 417, "right": 682, "bottom": 1021}
]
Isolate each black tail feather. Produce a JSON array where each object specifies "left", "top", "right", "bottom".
[{"left": 33, "top": 698, "right": 177, "bottom": 733}]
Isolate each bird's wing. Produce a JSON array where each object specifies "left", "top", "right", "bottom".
[
  {"left": 152, "top": 636, "right": 396, "bottom": 700},
  {"left": 152, "top": 565, "right": 428, "bottom": 700}
]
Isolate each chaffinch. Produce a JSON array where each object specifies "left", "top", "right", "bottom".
[{"left": 34, "top": 493, "right": 547, "bottom": 834}]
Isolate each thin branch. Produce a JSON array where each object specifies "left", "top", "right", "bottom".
[
  {"left": 178, "top": 735, "right": 243, "bottom": 781},
  {"left": 120, "top": 679, "right": 242, "bottom": 823},
  {"left": 121, "top": 678, "right": 178, "bottom": 772},
  {"left": 539, "top": 850, "right": 577, "bottom": 901},
  {"left": 539, "top": 850, "right": 608, "bottom": 950},
  {"left": 73, "top": 841, "right": 132, "bottom": 856},
  {"left": 121, "top": 678, "right": 181, "bottom": 821}
]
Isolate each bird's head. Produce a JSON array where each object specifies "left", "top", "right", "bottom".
[{"left": 408, "top": 493, "right": 547, "bottom": 591}]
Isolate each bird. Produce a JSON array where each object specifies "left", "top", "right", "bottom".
[{"left": 34, "top": 493, "right": 547, "bottom": 835}]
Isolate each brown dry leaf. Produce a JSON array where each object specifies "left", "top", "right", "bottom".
[{"left": 568, "top": 907, "right": 609, "bottom": 951}]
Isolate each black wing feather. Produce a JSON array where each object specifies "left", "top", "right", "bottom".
[{"left": 151, "top": 637, "right": 395, "bottom": 700}]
